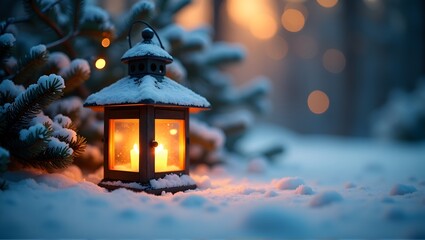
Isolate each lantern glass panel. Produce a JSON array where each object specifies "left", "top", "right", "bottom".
[
  {"left": 109, "top": 119, "right": 139, "bottom": 172},
  {"left": 154, "top": 119, "right": 185, "bottom": 172}
]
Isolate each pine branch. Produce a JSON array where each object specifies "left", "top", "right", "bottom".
[
  {"left": 60, "top": 59, "right": 90, "bottom": 93},
  {"left": 0, "top": 33, "right": 16, "bottom": 61},
  {"left": 117, "top": 1, "right": 155, "bottom": 39},
  {"left": 11, "top": 122, "right": 52, "bottom": 160},
  {"left": 14, "top": 45, "right": 49, "bottom": 85},
  {"left": 68, "top": 134, "right": 86, "bottom": 158},
  {"left": 31, "top": 142, "right": 73, "bottom": 169},
  {"left": 0, "top": 74, "right": 65, "bottom": 137},
  {"left": 79, "top": 5, "right": 114, "bottom": 40}
]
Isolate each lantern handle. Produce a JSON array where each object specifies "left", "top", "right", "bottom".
[{"left": 127, "top": 20, "right": 165, "bottom": 50}]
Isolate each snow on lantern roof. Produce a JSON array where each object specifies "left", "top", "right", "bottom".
[
  {"left": 84, "top": 75, "right": 211, "bottom": 110},
  {"left": 121, "top": 28, "right": 173, "bottom": 63}
]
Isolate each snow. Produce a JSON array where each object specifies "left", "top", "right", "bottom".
[
  {"left": 273, "top": 176, "right": 305, "bottom": 190},
  {"left": 19, "top": 123, "right": 46, "bottom": 141},
  {"left": 121, "top": 42, "right": 173, "bottom": 61},
  {"left": 37, "top": 74, "right": 65, "bottom": 89},
  {"left": 294, "top": 185, "right": 314, "bottom": 195},
  {"left": 149, "top": 174, "right": 195, "bottom": 189},
  {"left": 0, "top": 33, "right": 16, "bottom": 46},
  {"left": 1, "top": 125, "right": 425, "bottom": 238},
  {"left": 389, "top": 184, "right": 417, "bottom": 196},
  {"left": 84, "top": 75, "right": 210, "bottom": 108},
  {"left": 30, "top": 44, "right": 46, "bottom": 55},
  {"left": 47, "top": 137, "right": 73, "bottom": 155},
  {"left": 48, "top": 52, "right": 71, "bottom": 69},
  {"left": 0, "top": 79, "right": 25, "bottom": 98},
  {"left": 53, "top": 114, "right": 72, "bottom": 127},
  {"left": 190, "top": 118, "right": 224, "bottom": 148},
  {"left": 309, "top": 191, "right": 343, "bottom": 207}
]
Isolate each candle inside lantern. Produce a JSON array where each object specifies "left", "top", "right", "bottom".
[
  {"left": 155, "top": 144, "right": 169, "bottom": 172},
  {"left": 130, "top": 143, "right": 139, "bottom": 170}
]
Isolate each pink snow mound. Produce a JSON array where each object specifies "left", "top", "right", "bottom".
[
  {"left": 191, "top": 175, "right": 212, "bottom": 189},
  {"left": 294, "top": 185, "right": 314, "bottom": 195},
  {"left": 149, "top": 174, "right": 195, "bottom": 189},
  {"left": 344, "top": 182, "right": 357, "bottom": 189},
  {"left": 273, "top": 177, "right": 305, "bottom": 190},
  {"left": 389, "top": 184, "right": 417, "bottom": 196},
  {"left": 309, "top": 191, "right": 343, "bottom": 207},
  {"left": 84, "top": 75, "right": 210, "bottom": 108}
]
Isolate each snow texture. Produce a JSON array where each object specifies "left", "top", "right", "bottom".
[
  {"left": 47, "top": 137, "right": 73, "bottom": 155},
  {"left": 30, "top": 44, "right": 46, "bottom": 55},
  {"left": 389, "top": 184, "right": 417, "bottom": 196},
  {"left": 190, "top": 118, "right": 224, "bottom": 148},
  {"left": 19, "top": 123, "right": 46, "bottom": 141},
  {"left": 0, "top": 33, "right": 16, "bottom": 46},
  {"left": 84, "top": 75, "right": 210, "bottom": 108},
  {"left": 0, "top": 79, "right": 25, "bottom": 98},
  {"left": 273, "top": 177, "right": 305, "bottom": 190},
  {"left": 53, "top": 114, "right": 72, "bottom": 127},
  {"left": 309, "top": 191, "right": 343, "bottom": 207},
  {"left": 0, "top": 147, "right": 9, "bottom": 172},
  {"left": 121, "top": 41, "right": 173, "bottom": 61},
  {"left": 149, "top": 174, "right": 195, "bottom": 189},
  {"left": 48, "top": 52, "right": 71, "bottom": 69},
  {"left": 1, "top": 125, "right": 425, "bottom": 238},
  {"left": 37, "top": 74, "right": 65, "bottom": 89},
  {"left": 294, "top": 185, "right": 314, "bottom": 195}
]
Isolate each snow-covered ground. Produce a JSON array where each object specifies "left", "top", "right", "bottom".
[{"left": 1, "top": 125, "right": 425, "bottom": 238}]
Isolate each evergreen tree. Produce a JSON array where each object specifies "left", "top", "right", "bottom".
[{"left": 0, "top": 0, "right": 280, "bottom": 175}]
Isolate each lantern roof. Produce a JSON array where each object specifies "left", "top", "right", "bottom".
[
  {"left": 84, "top": 75, "right": 211, "bottom": 111},
  {"left": 121, "top": 28, "right": 173, "bottom": 64}
]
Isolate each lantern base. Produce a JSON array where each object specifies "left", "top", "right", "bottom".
[{"left": 98, "top": 179, "right": 197, "bottom": 195}]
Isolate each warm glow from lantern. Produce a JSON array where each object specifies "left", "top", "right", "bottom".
[
  {"left": 265, "top": 36, "right": 288, "bottom": 60},
  {"left": 308, "top": 90, "right": 330, "bottom": 114},
  {"left": 101, "top": 38, "right": 110, "bottom": 47},
  {"left": 130, "top": 143, "right": 139, "bottom": 171},
  {"left": 95, "top": 58, "right": 106, "bottom": 69},
  {"left": 155, "top": 144, "right": 169, "bottom": 172},
  {"left": 155, "top": 119, "right": 185, "bottom": 173},
  {"left": 317, "top": 0, "right": 338, "bottom": 8},
  {"left": 175, "top": 0, "right": 212, "bottom": 29},
  {"left": 281, "top": 9, "right": 305, "bottom": 32},
  {"left": 323, "top": 48, "right": 346, "bottom": 73},
  {"left": 109, "top": 119, "right": 139, "bottom": 172}
]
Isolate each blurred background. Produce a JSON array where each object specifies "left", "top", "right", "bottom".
[{"left": 104, "top": 0, "right": 425, "bottom": 138}]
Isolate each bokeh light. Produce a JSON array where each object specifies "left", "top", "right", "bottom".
[
  {"left": 175, "top": 0, "right": 212, "bottom": 29},
  {"left": 308, "top": 90, "right": 330, "bottom": 114},
  {"left": 101, "top": 38, "right": 110, "bottom": 48},
  {"left": 322, "top": 49, "right": 346, "bottom": 73},
  {"left": 227, "top": 0, "right": 277, "bottom": 40},
  {"left": 281, "top": 9, "right": 305, "bottom": 32},
  {"left": 95, "top": 58, "right": 106, "bottom": 69},
  {"left": 316, "top": 0, "right": 339, "bottom": 8},
  {"left": 265, "top": 36, "right": 288, "bottom": 60},
  {"left": 249, "top": 13, "right": 278, "bottom": 40}
]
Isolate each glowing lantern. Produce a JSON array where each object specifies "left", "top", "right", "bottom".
[{"left": 84, "top": 22, "right": 210, "bottom": 194}]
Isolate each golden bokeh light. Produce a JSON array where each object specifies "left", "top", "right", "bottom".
[
  {"left": 308, "top": 90, "right": 330, "bottom": 114},
  {"left": 316, "top": 0, "right": 339, "bottom": 8},
  {"left": 265, "top": 36, "right": 288, "bottom": 60},
  {"left": 227, "top": 0, "right": 277, "bottom": 40},
  {"left": 101, "top": 38, "right": 110, "bottom": 48},
  {"left": 281, "top": 9, "right": 305, "bottom": 33},
  {"left": 95, "top": 58, "right": 106, "bottom": 69},
  {"left": 249, "top": 13, "right": 278, "bottom": 40},
  {"left": 323, "top": 49, "right": 346, "bottom": 73}
]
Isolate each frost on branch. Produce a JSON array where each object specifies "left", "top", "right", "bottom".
[{"left": 0, "top": 75, "right": 86, "bottom": 170}]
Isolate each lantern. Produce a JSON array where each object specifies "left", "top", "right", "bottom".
[{"left": 84, "top": 22, "right": 210, "bottom": 194}]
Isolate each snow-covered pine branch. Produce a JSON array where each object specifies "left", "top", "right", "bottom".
[
  {"left": 59, "top": 59, "right": 90, "bottom": 93},
  {"left": 14, "top": 44, "right": 49, "bottom": 84}
]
